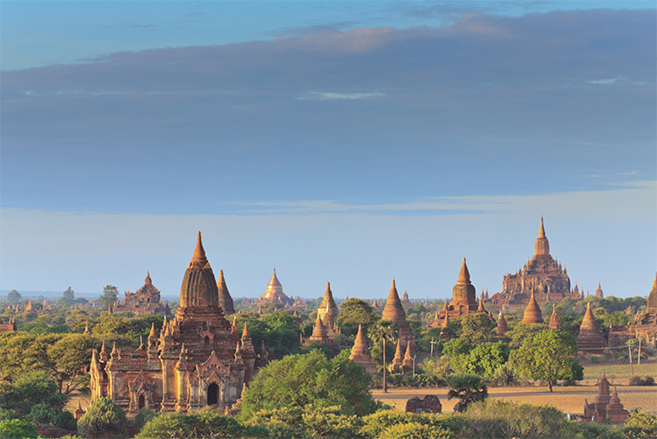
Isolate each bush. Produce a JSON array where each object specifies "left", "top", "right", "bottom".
[
  {"left": 0, "top": 418, "right": 39, "bottom": 439},
  {"left": 644, "top": 376, "right": 655, "bottom": 386},
  {"left": 360, "top": 410, "right": 461, "bottom": 439},
  {"left": 136, "top": 410, "right": 266, "bottom": 439},
  {"left": 589, "top": 355, "right": 600, "bottom": 363},
  {"left": 77, "top": 397, "right": 126, "bottom": 437},
  {"left": 622, "top": 409, "right": 657, "bottom": 439},
  {"left": 629, "top": 376, "right": 654, "bottom": 386},
  {"left": 134, "top": 407, "right": 156, "bottom": 425},
  {"left": 490, "top": 363, "right": 518, "bottom": 387},
  {"left": 378, "top": 422, "right": 452, "bottom": 439}
]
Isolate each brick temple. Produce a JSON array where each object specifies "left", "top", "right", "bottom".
[
  {"left": 90, "top": 232, "right": 256, "bottom": 415},
  {"left": 489, "top": 218, "right": 580, "bottom": 307},
  {"left": 114, "top": 271, "right": 170, "bottom": 316}
]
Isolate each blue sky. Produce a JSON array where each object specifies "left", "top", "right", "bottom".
[{"left": 1, "top": 1, "right": 655, "bottom": 301}]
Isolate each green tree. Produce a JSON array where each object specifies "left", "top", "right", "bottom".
[
  {"left": 442, "top": 338, "right": 473, "bottom": 374},
  {"left": 337, "top": 299, "right": 380, "bottom": 337},
  {"left": 510, "top": 329, "right": 580, "bottom": 392},
  {"left": 447, "top": 374, "right": 488, "bottom": 413},
  {"left": 460, "top": 313, "right": 495, "bottom": 344},
  {"left": 370, "top": 320, "right": 397, "bottom": 392},
  {"left": 462, "top": 341, "right": 510, "bottom": 377},
  {"left": 507, "top": 323, "right": 549, "bottom": 348},
  {"left": 137, "top": 408, "right": 265, "bottom": 439},
  {"left": 6, "top": 290, "right": 21, "bottom": 304},
  {"left": 239, "top": 349, "right": 378, "bottom": 420},
  {"left": 0, "top": 419, "right": 39, "bottom": 439},
  {"left": 622, "top": 409, "right": 657, "bottom": 439},
  {"left": 77, "top": 397, "right": 127, "bottom": 437},
  {"left": 100, "top": 285, "right": 119, "bottom": 310}
]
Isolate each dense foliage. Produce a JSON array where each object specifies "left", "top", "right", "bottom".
[{"left": 77, "top": 397, "right": 127, "bottom": 437}]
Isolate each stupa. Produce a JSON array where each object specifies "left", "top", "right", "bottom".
[
  {"left": 548, "top": 303, "right": 560, "bottom": 330},
  {"left": 576, "top": 302, "right": 606, "bottom": 353},
  {"left": 216, "top": 270, "right": 235, "bottom": 315},
  {"left": 521, "top": 290, "right": 544, "bottom": 324},
  {"left": 490, "top": 219, "right": 579, "bottom": 307},
  {"left": 496, "top": 311, "right": 508, "bottom": 336},
  {"left": 317, "top": 281, "right": 339, "bottom": 326},
  {"left": 429, "top": 258, "right": 479, "bottom": 327},
  {"left": 312, "top": 314, "right": 330, "bottom": 344},
  {"left": 381, "top": 279, "right": 417, "bottom": 353},
  {"left": 89, "top": 232, "right": 256, "bottom": 414},
  {"left": 595, "top": 283, "right": 604, "bottom": 299},
  {"left": 256, "top": 269, "right": 294, "bottom": 307},
  {"left": 389, "top": 339, "right": 404, "bottom": 371},
  {"left": 349, "top": 325, "right": 376, "bottom": 374}
]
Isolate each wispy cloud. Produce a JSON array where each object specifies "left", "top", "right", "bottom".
[
  {"left": 297, "top": 91, "right": 385, "bottom": 101},
  {"left": 586, "top": 76, "right": 646, "bottom": 86}
]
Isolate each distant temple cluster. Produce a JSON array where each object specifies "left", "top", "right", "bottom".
[{"left": 583, "top": 372, "right": 629, "bottom": 423}]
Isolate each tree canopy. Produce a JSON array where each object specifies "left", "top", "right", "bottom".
[
  {"left": 239, "top": 349, "right": 378, "bottom": 420},
  {"left": 510, "top": 329, "right": 582, "bottom": 392}
]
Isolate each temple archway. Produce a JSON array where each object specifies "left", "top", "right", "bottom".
[
  {"left": 138, "top": 395, "right": 145, "bottom": 409},
  {"left": 207, "top": 383, "right": 219, "bottom": 406}
]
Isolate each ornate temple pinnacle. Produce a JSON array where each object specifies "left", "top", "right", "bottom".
[
  {"left": 191, "top": 231, "right": 209, "bottom": 265},
  {"left": 534, "top": 217, "right": 550, "bottom": 256},
  {"left": 457, "top": 258, "right": 471, "bottom": 285},
  {"left": 145, "top": 270, "right": 152, "bottom": 285}
]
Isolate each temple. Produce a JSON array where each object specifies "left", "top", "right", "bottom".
[
  {"left": 0, "top": 317, "right": 17, "bottom": 333},
  {"left": 317, "top": 281, "right": 339, "bottom": 327},
  {"left": 576, "top": 302, "right": 606, "bottom": 354},
  {"left": 349, "top": 325, "right": 376, "bottom": 374},
  {"left": 608, "top": 273, "right": 657, "bottom": 348},
  {"left": 216, "top": 270, "right": 236, "bottom": 315},
  {"left": 521, "top": 290, "right": 544, "bottom": 324},
  {"left": 489, "top": 219, "right": 580, "bottom": 307},
  {"left": 429, "top": 258, "right": 481, "bottom": 326},
  {"left": 255, "top": 269, "right": 294, "bottom": 307},
  {"left": 583, "top": 373, "right": 628, "bottom": 423},
  {"left": 114, "top": 272, "right": 171, "bottom": 316},
  {"left": 381, "top": 279, "right": 417, "bottom": 353},
  {"left": 89, "top": 232, "right": 256, "bottom": 414}
]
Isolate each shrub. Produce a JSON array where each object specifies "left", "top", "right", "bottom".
[
  {"left": 134, "top": 407, "right": 156, "bottom": 425},
  {"left": 589, "top": 355, "right": 600, "bottom": 363},
  {"left": 644, "top": 376, "right": 655, "bottom": 386},
  {"left": 0, "top": 418, "right": 39, "bottom": 439},
  {"left": 360, "top": 410, "right": 461, "bottom": 439},
  {"left": 622, "top": 409, "right": 657, "bottom": 439},
  {"left": 379, "top": 422, "right": 452, "bottom": 439},
  {"left": 136, "top": 410, "right": 266, "bottom": 439},
  {"left": 77, "top": 397, "right": 126, "bottom": 437}
]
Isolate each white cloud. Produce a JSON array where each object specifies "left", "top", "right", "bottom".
[{"left": 297, "top": 91, "right": 385, "bottom": 101}]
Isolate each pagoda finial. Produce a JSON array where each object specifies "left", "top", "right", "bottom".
[
  {"left": 534, "top": 217, "right": 550, "bottom": 256},
  {"left": 192, "top": 231, "right": 208, "bottom": 264},
  {"left": 242, "top": 322, "right": 251, "bottom": 339},
  {"left": 539, "top": 216, "right": 546, "bottom": 238},
  {"left": 457, "top": 258, "right": 471, "bottom": 285},
  {"left": 149, "top": 322, "right": 157, "bottom": 338},
  {"left": 145, "top": 270, "right": 152, "bottom": 285}
]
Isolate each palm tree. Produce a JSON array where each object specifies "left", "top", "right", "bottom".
[
  {"left": 447, "top": 374, "right": 488, "bottom": 413},
  {"left": 370, "top": 319, "right": 397, "bottom": 393}
]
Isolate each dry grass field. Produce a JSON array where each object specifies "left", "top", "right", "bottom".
[{"left": 373, "top": 359, "right": 657, "bottom": 415}]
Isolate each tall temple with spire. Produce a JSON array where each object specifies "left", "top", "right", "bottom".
[
  {"left": 89, "top": 232, "right": 256, "bottom": 414},
  {"left": 114, "top": 271, "right": 170, "bottom": 316},
  {"left": 608, "top": 273, "right": 657, "bottom": 348},
  {"left": 489, "top": 218, "right": 580, "bottom": 307},
  {"left": 255, "top": 269, "right": 294, "bottom": 307},
  {"left": 429, "top": 258, "right": 483, "bottom": 327},
  {"left": 382, "top": 279, "right": 417, "bottom": 354}
]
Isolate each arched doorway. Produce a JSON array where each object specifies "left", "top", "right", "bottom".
[
  {"left": 138, "top": 395, "right": 145, "bottom": 409},
  {"left": 207, "top": 383, "right": 219, "bottom": 406}
]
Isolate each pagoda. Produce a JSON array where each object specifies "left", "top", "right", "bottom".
[
  {"left": 595, "top": 283, "right": 604, "bottom": 299},
  {"left": 496, "top": 311, "right": 508, "bottom": 336},
  {"left": 521, "top": 290, "right": 544, "bottom": 324},
  {"left": 382, "top": 279, "right": 417, "bottom": 353},
  {"left": 576, "top": 302, "right": 606, "bottom": 353},
  {"left": 429, "top": 258, "right": 479, "bottom": 327},
  {"left": 583, "top": 372, "right": 627, "bottom": 423},
  {"left": 317, "top": 281, "right": 339, "bottom": 326},
  {"left": 489, "top": 218, "right": 579, "bottom": 307},
  {"left": 115, "top": 271, "right": 170, "bottom": 316},
  {"left": 216, "top": 270, "right": 236, "bottom": 315},
  {"left": 89, "top": 232, "right": 256, "bottom": 414},
  {"left": 349, "top": 325, "right": 376, "bottom": 374},
  {"left": 548, "top": 303, "right": 560, "bottom": 330},
  {"left": 256, "top": 269, "right": 293, "bottom": 307}
]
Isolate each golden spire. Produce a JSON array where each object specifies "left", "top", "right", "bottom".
[
  {"left": 457, "top": 258, "right": 471, "bottom": 285},
  {"left": 534, "top": 217, "right": 550, "bottom": 256},
  {"left": 149, "top": 322, "right": 157, "bottom": 339},
  {"left": 191, "top": 231, "right": 208, "bottom": 265},
  {"left": 242, "top": 322, "right": 251, "bottom": 339}
]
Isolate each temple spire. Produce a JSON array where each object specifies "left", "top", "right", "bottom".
[
  {"left": 457, "top": 258, "right": 471, "bottom": 285},
  {"left": 191, "top": 231, "right": 208, "bottom": 265},
  {"left": 534, "top": 217, "right": 550, "bottom": 256},
  {"left": 145, "top": 270, "right": 152, "bottom": 285}
]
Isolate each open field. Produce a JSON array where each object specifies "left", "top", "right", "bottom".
[{"left": 374, "top": 360, "right": 657, "bottom": 415}]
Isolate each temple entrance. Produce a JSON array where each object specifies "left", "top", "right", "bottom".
[
  {"left": 207, "top": 383, "right": 219, "bottom": 406},
  {"left": 138, "top": 395, "right": 145, "bottom": 409}
]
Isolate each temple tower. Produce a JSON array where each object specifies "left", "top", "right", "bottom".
[
  {"left": 595, "top": 283, "right": 604, "bottom": 300},
  {"left": 549, "top": 304, "right": 560, "bottom": 330},
  {"left": 496, "top": 311, "right": 508, "bottom": 336},
  {"left": 647, "top": 273, "right": 657, "bottom": 310},
  {"left": 349, "top": 325, "right": 376, "bottom": 374},
  {"left": 317, "top": 281, "right": 339, "bottom": 326},
  {"left": 382, "top": 279, "right": 416, "bottom": 352},
  {"left": 521, "top": 290, "right": 544, "bottom": 324},
  {"left": 256, "top": 269, "right": 293, "bottom": 307},
  {"left": 576, "top": 302, "right": 606, "bottom": 353},
  {"left": 216, "top": 269, "right": 236, "bottom": 315}
]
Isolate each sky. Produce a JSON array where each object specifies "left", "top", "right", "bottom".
[{"left": 1, "top": 1, "right": 656, "bottom": 302}]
